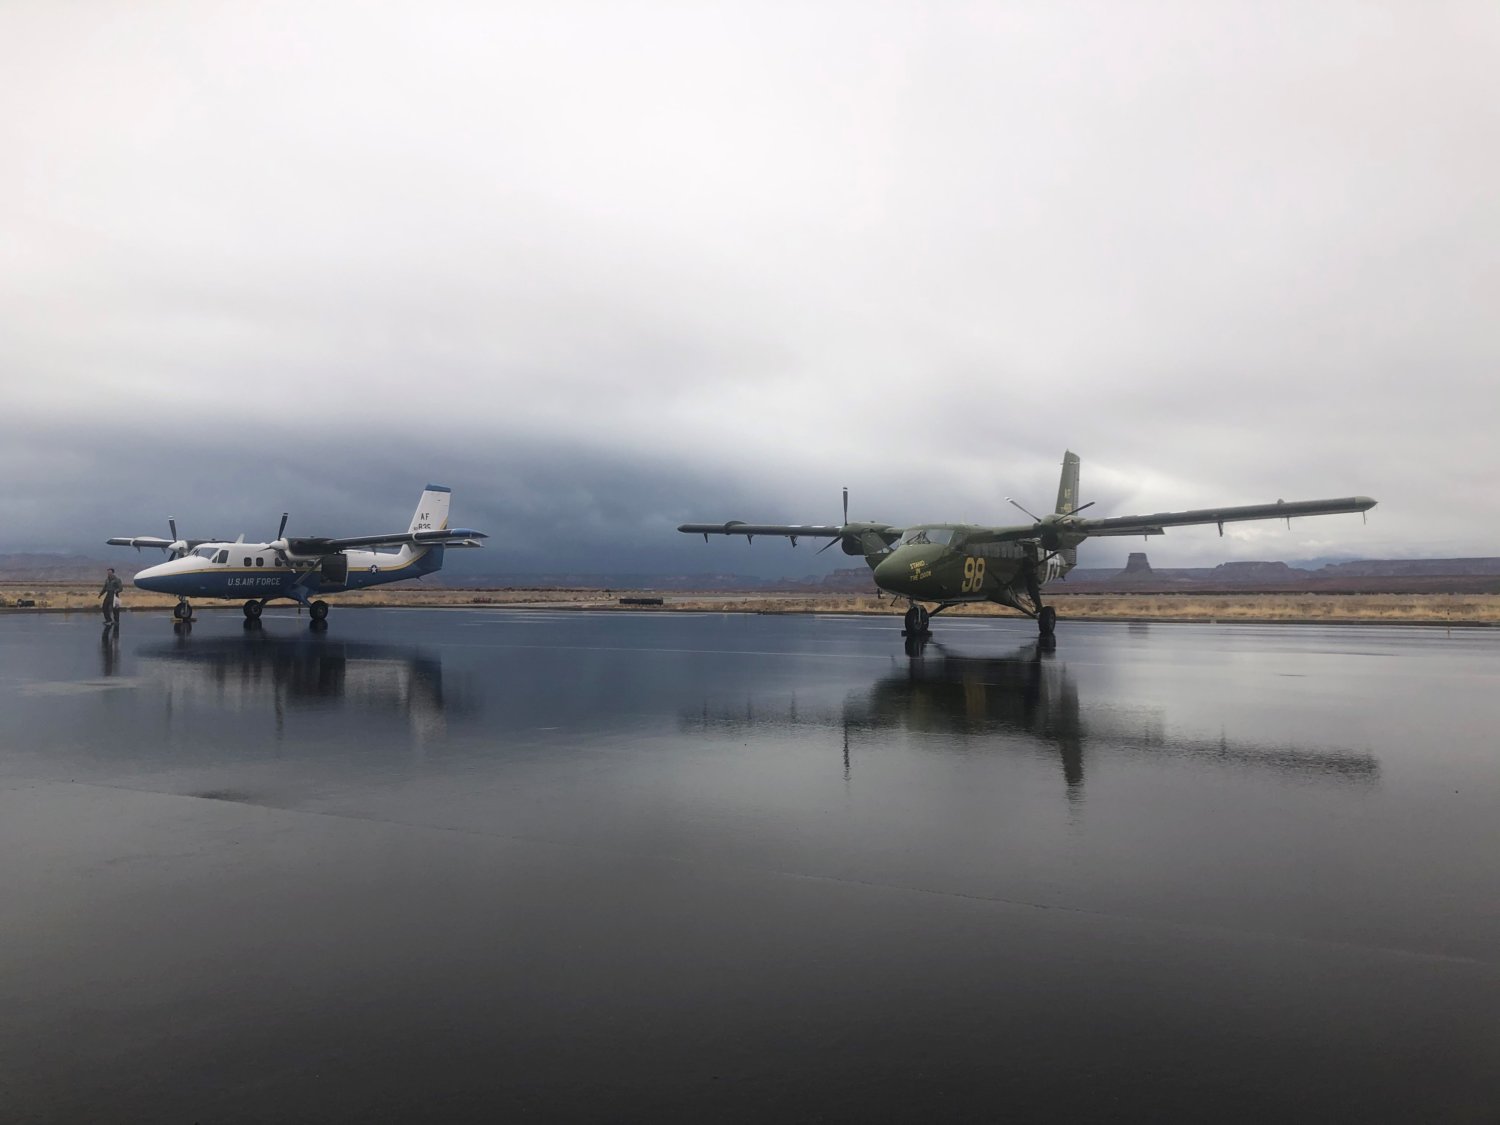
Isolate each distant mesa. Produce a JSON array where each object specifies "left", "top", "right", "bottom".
[{"left": 1063, "top": 554, "right": 1500, "bottom": 595}]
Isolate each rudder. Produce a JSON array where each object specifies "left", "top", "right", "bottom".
[
  {"left": 409, "top": 484, "right": 453, "bottom": 534},
  {"left": 1054, "top": 452, "right": 1080, "bottom": 576},
  {"left": 1055, "top": 451, "right": 1080, "bottom": 515}
]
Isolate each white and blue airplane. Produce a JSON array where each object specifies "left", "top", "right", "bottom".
[{"left": 108, "top": 484, "right": 486, "bottom": 624}]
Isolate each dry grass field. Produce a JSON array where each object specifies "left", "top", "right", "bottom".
[{"left": 5, "top": 583, "right": 1499, "bottom": 624}]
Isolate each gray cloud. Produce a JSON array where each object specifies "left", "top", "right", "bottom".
[{"left": 3, "top": 1, "right": 1495, "bottom": 573}]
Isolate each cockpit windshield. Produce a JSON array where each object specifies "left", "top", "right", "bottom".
[
  {"left": 902, "top": 527, "right": 955, "bottom": 547},
  {"left": 193, "top": 547, "right": 217, "bottom": 559}
]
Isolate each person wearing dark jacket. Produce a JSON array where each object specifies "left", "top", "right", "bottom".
[{"left": 99, "top": 568, "right": 123, "bottom": 624}]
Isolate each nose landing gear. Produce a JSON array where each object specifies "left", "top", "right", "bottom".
[{"left": 902, "top": 603, "right": 930, "bottom": 636}]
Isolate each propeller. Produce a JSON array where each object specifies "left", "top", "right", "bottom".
[
  {"left": 267, "top": 513, "right": 292, "bottom": 561},
  {"left": 817, "top": 488, "right": 852, "bottom": 553},
  {"left": 1004, "top": 497, "right": 1098, "bottom": 549},
  {"left": 165, "top": 517, "right": 191, "bottom": 558}
]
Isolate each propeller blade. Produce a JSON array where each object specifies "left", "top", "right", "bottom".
[
  {"left": 1006, "top": 497, "right": 1041, "bottom": 522},
  {"left": 165, "top": 518, "right": 189, "bottom": 558},
  {"left": 815, "top": 487, "right": 853, "bottom": 553},
  {"left": 277, "top": 512, "right": 289, "bottom": 539}
]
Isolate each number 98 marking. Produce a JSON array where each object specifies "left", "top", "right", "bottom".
[{"left": 961, "top": 556, "right": 986, "bottom": 593}]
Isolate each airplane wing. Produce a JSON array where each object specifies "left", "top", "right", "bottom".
[
  {"left": 678, "top": 521, "right": 904, "bottom": 546},
  {"left": 1073, "top": 496, "right": 1377, "bottom": 538},
  {"left": 285, "top": 528, "right": 489, "bottom": 553},
  {"left": 962, "top": 495, "right": 1376, "bottom": 546},
  {"left": 679, "top": 521, "right": 843, "bottom": 542},
  {"left": 106, "top": 535, "right": 215, "bottom": 554}
]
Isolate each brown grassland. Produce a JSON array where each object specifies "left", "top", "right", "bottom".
[{"left": 5, "top": 583, "right": 1500, "bottom": 624}]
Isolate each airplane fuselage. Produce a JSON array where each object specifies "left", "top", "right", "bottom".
[
  {"left": 870, "top": 525, "right": 1069, "bottom": 606},
  {"left": 132, "top": 544, "right": 444, "bottom": 601}
]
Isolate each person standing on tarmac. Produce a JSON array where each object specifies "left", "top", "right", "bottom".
[{"left": 99, "top": 567, "right": 123, "bottom": 625}]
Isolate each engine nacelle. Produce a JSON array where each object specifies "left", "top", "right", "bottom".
[{"left": 841, "top": 525, "right": 903, "bottom": 556}]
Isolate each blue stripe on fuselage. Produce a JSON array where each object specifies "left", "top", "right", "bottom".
[{"left": 133, "top": 547, "right": 443, "bottom": 601}]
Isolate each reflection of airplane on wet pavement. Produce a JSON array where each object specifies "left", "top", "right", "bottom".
[
  {"left": 137, "top": 630, "right": 452, "bottom": 736},
  {"left": 685, "top": 637, "right": 1379, "bottom": 799},
  {"left": 682, "top": 451, "right": 1375, "bottom": 638},
  {"left": 109, "top": 485, "right": 486, "bottom": 625}
]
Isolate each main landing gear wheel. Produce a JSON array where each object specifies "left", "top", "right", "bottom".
[
  {"left": 172, "top": 600, "right": 193, "bottom": 621},
  {"left": 1038, "top": 606, "right": 1057, "bottom": 636},
  {"left": 309, "top": 600, "right": 329, "bottom": 623},
  {"left": 903, "top": 604, "right": 930, "bottom": 635},
  {"left": 243, "top": 600, "right": 263, "bottom": 620}
]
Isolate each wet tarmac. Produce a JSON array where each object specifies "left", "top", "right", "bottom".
[{"left": 1, "top": 609, "right": 1497, "bottom": 1122}]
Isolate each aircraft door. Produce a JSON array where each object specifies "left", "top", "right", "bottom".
[{"left": 320, "top": 553, "right": 350, "bottom": 588}]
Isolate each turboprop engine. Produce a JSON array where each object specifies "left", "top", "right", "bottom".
[{"left": 264, "top": 513, "right": 339, "bottom": 567}]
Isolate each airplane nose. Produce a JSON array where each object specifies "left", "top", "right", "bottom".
[
  {"left": 873, "top": 549, "right": 910, "bottom": 593},
  {"left": 132, "top": 563, "right": 170, "bottom": 592}
]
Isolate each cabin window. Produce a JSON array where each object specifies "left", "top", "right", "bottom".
[
  {"left": 214, "top": 550, "right": 229, "bottom": 564},
  {"left": 243, "top": 556, "right": 252, "bottom": 567},
  {"left": 255, "top": 557, "right": 264, "bottom": 567},
  {"left": 977, "top": 542, "right": 1022, "bottom": 560},
  {"left": 275, "top": 558, "right": 285, "bottom": 568}
]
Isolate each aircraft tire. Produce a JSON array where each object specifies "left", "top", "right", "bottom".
[
  {"left": 903, "top": 605, "right": 930, "bottom": 634},
  {"left": 243, "top": 600, "right": 263, "bottom": 620},
  {"left": 1038, "top": 606, "right": 1057, "bottom": 636},
  {"left": 172, "top": 601, "right": 192, "bottom": 621},
  {"left": 309, "top": 600, "right": 329, "bottom": 622}
]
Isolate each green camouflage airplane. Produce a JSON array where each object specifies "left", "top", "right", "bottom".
[{"left": 680, "top": 451, "right": 1376, "bottom": 637}]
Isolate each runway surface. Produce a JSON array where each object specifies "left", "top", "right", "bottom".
[{"left": 1, "top": 609, "right": 1497, "bottom": 1122}]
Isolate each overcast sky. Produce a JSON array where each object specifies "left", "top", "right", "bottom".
[{"left": 2, "top": 1, "right": 1495, "bottom": 577}]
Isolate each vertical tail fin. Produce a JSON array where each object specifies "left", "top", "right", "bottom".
[
  {"left": 1055, "top": 451, "right": 1080, "bottom": 515},
  {"left": 1054, "top": 452, "right": 1080, "bottom": 575},
  {"left": 409, "top": 485, "right": 453, "bottom": 534}
]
